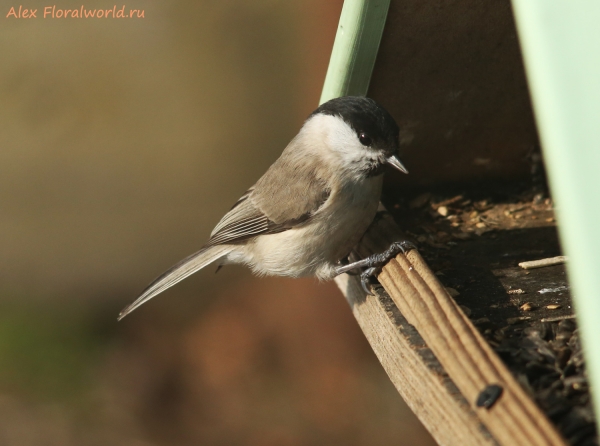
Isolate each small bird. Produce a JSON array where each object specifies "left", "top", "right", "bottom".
[{"left": 119, "top": 96, "right": 412, "bottom": 320}]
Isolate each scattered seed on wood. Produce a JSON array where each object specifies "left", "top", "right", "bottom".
[
  {"left": 506, "top": 205, "right": 527, "bottom": 215},
  {"left": 453, "top": 232, "right": 471, "bottom": 240},
  {"left": 476, "top": 384, "right": 503, "bottom": 408},
  {"left": 507, "top": 316, "right": 532, "bottom": 325},
  {"left": 473, "top": 317, "right": 491, "bottom": 326},
  {"left": 538, "top": 286, "right": 569, "bottom": 294},
  {"left": 546, "top": 304, "right": 562, "bottom": 310},
  {"left": 459, "top": 305, "right": 472, "bottom": 317},
  {"left": 540, "top": 314, "right": 576, "bottom": 323},
  {"left": 483, "top": 317, "right": 593, "bottom": 444},
  {"left": 518, "top": 256, "right": 567, "bottom": 270},
  {"left": 475, "top": 222, "right": 486, "bottom": 228},
  {"left": 409, "top": 192, "right": 432, "bottom": 209},
  {"left": 437, "top": 206, "right": 449, "bottom": 217},
  {"left": 386, "top": 191, "right": 592, "bottom": 444},
  {"left": 520, "top": 302, "right": 534, "bottom": 311},
  {"left": 431, "top": 195, "right": 463, "bottom": 209},
  {"left": 445, "top": 287, "right": 460, "bottom": 297}
]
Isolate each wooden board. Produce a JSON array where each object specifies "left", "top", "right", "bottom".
[{"left": 335, "top": 212, "right": 567, "bottom": 446}]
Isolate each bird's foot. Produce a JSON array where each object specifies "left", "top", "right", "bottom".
[
  {"left": 360, "top": 267, "right": 381, "bottom": 294},
  {"left": 334, "top": 240, "right": 417, "bottom": 295},
  {"left": 337, "top": 256, "right": 361, "bottom": 276},
  {"left": 364, "top": 241, "right": 416, "bottom": 268}
]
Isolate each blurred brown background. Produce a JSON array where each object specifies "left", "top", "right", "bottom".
[{"left": 0, "top": 1, "right": 434, "bottom": 444}]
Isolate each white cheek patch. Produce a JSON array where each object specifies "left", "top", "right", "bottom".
[
  {"left": 323, "top": 115, "right": 362, "bottom": 152},
  {"left": 303, "top": 114, "right": 368, "bottom": 162}
]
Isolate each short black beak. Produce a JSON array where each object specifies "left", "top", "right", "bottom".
[{"left": 386, "top": 155, "right": 408, "bottom": 174}]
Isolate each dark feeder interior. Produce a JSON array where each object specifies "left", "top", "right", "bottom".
[{"left": 368, "top": 2, "right": 596, "bottom": 445}]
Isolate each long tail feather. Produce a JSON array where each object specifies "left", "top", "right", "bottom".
[{"left": 118, "top": 245, "right": 234, "bottom": 320}]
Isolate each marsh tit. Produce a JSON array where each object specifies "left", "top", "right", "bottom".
[{"left": 119, "top": 96, "right": 412, "bottom": 320}]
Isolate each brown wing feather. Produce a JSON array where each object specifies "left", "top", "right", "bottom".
[
  {"left": 251, "top": 151, "right": 331, "bottom": 224},
  {"left": 207, "top": 154, "right": 331, "bottom": 247}
]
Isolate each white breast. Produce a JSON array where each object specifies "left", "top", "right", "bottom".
[
  {"left": 224, "top": 113, "right": 385, "bottom": 280},
  {"left": 229, "top": 174, "right": 383, "bottom": 280}
]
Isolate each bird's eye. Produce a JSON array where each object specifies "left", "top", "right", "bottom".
[{"left": 358, "top": 132, "right": 372, "bottom": 146}]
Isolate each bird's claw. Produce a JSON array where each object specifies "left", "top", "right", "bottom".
[
  {"left": 364, "top": 240, "right": 417, "bottom": 268},
  {"left": 360, "top": 267, "right": 380, "bottom": 295},
  {"left": 358, "top": 240, "right": 417, "bottom": 295}
]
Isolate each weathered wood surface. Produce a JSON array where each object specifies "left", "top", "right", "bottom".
[
  {"left": 337, "top": 274, "right": 497, "bottom": 446},
  {"left": 335, "top": 213, "right": 567, "bottom": 446}
]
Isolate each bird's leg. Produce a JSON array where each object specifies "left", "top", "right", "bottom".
[
  {"left": 337, "top": 255, "right": 362, "bottom": 276},
  {"left": 333, "top": 241, "right": 417, "bottom": 294},
  {"left": 334, "top": 241, "right": 416, "bottom": 275}
]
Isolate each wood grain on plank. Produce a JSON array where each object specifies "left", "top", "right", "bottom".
[
  {"left": 337, "top": 274, "right": 497, "bottom": 446},
  {"left": 336, "top": 212, "right": 566, "bottom": 446}
]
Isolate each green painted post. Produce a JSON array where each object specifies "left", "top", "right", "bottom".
[
  {"left": 320, "top": 0, "right": 390, "bottom": 104},
  {"left": 511, "top": 1, "right": 600, "bottom": 426}
]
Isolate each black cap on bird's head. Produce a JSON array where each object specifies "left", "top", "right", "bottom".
[{"left": 310, "top": 96, "right": 407, "bottom": 174}]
